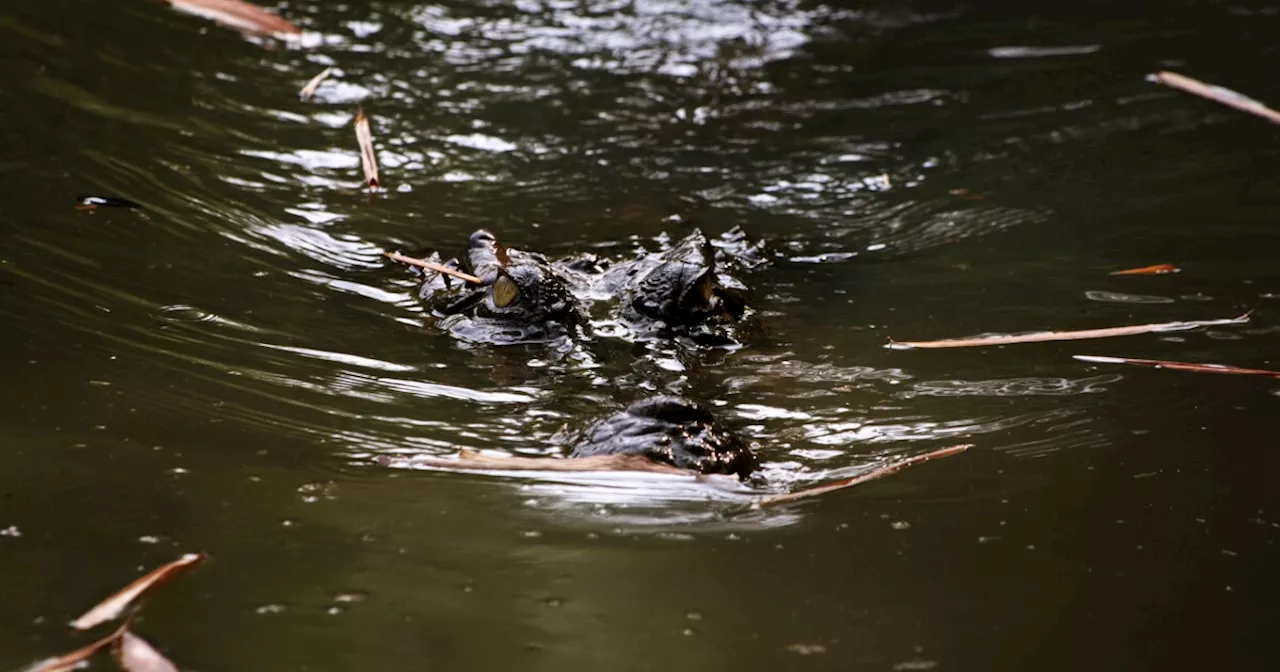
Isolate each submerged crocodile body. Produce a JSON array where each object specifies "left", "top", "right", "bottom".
[{"left": 566, "top": 395, "right": 757, "bottom": 478}]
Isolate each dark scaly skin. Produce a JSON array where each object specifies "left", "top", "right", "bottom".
[
  {"left": 418, "top": 230, "right": 584, "bottom": 344},
  {"left": 568, "top": 396, "right": 757, "bottom": 478},
  {"left": 412, "top": 228, "right": 763, "bottom": 346},
  {"left": 599, "top": 229, "right": 748, "bottom": 341}
]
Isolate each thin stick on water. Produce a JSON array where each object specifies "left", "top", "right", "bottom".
[
  {"left": 1074, "top": 355, "right": 1280, "bottom": 379},
  {"left": 403, "top": 449, "right": 688, "bottom": 474},
  {"left": 1147, "top": 71, "right": 1280, "bottom": 124},
  {"left": 887, "top": 313, "right": 1251, "bottom": 350},
  {"left": 756, "top": 444, "right": 970, "bottom": 507},
  {"left": 384, "top": 252, "right": 484, "bottom": 284}
]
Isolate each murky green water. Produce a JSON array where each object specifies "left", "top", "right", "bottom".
[{"left": 3, "top": 0, "right": 1279, "bottom": 669}]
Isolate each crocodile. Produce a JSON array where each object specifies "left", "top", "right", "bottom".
[{"left": 406, "top": 227, "right": 766, "bottom": 347}]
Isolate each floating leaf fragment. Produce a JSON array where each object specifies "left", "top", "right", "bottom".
[
  {"left": 1074, "top": 355, "right": 1280, "bottom": 378},
  {"left": 1110, "top": 263, "right": 1179, "bottom": 276},
  {"left": 299, "top": 67, "right": 335, "bottom": 100},
  {"left": 887, "top": 313, "right": 1250, "bottom": 349},
  {"left": 76, "top": 195, "right": 141, "bottom": 210},
  {"left": 115, "top": 630, "right": 179, "bottom": 672},
  {"left": 354, "top": 106, "right": 380, "bottom": 190},
  {"left": 756, "top": 444, "right": 970, "bottom": 507},
  {"left": 385, "top": 252, "right": 483, "bottom": 284},
  {"left": 948, "top": 188, "right": 987, "bottom": 201},
  {"left": 26, "top": 623, "right": 129, "bottom": 672},
  {"left": 165, "top": 0, "right": 302, "bottom": 38},
  {"left": 1147, "top": 71, "right": 1280, "bottom": 124},
  {"left": 71, "top": 553, "right": 205, "bottom": 630},
  {"left": 402, "top": 448, "right": 687, "bottom": 474}
]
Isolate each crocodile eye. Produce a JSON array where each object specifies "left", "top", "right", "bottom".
[
  {"left": 695, "top": 271, "right": 716, "bottom": 303},
  {"left": 492, "top": 274, "right": 520, "bottom": 308},
  {"left": 682, "top": 269, "right": 716, "bottom": 308}
]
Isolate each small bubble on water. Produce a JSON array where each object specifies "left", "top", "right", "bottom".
[
  {"left": 256, "top": 604, "right": 286, "bottom": 615},
  {"left": 138, "top": 535, "right": 161, "bottom": 544},
  {"left": 544, "top": 598, "right": 563, "bottom": 608},
  {"left": 686, "top": 611, "right": 703, "bottom": 621},
  {"left": 787, "top": 643, "right": 826, "bottom": 655},
  {"left": 891, "top": 521, "right": 911, "bottom": 530},
  {"left": 334, "top": 593, "right": 366, "bottom": 603},
  {"left": 523, "top": 530, "right": 542, "bottom": 538},
  {"left": 327, "top": 606, "right": 343, "bottom": 615},
  {"left": 682, "top": 628, "right": 696, "bottom": 636},
  {"left": 0, "top": 525, "right": 21, "bottom": 537}
]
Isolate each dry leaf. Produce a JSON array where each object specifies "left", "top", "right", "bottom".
[
  {"left": 165, "top": 0, "right": 302, "bottom": 37},
  {"left": 385, "top": 252, "right": 483, "bottom": 284},
  {"left": 354, "top": 106, "right": 380, "bottom": 190},
  {"left": 116, "top": 630, "right": 179, "bottom": 672},
  {"left": 757, "top": 444, "right": 970, "bottom": 507},
  {"left": 299, "top": 67, "right": 335, "bottom": 100},
  {"left": 71, "top": 553, "right": 205, "bottom": 630},
  {"left": 1074, "top": 355, "right": 1280, "bottom": 378},
  {"left": 407, "top": 449, "right": 688, "bottom": 474},
  {"left": 26, "top": 623, "right": 128, "bottom": 672},
  {"left": 887, "top": 313, "right": 1250, "bottom": 350},
  {"left": 1110, "top": 263, "right": 1180, "bottom": 276},
  {"left": 1147, "top": 71, "right": 1280, "bottom": 124}
]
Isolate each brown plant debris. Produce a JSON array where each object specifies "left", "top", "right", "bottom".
[
  {"left": 115, "top": 630, "right": 180, "bottom": 672},
  {"left": 404, "top": 448, "right": 688, "bottom": 475},
  {"left": 26, "top": 623, "right": 129, "bottom": 672},
  {"left": 165, "top": 0, "right": 302, "bottom": 37},
  {"left": 1074, "top": 355, "right": 1280, "bottom": 378},
  {"left": 756, "top": 444, "right": 970, "bottom": 507},
  {"left": 1110, "top": 263, "right": 1180, "bottom": 276},
  {"left": 1147, "top": 71, "right": 1280, "bottom": 124},
  {"left": 71, "top": 553, "right": 205, "bottom": 630},
  {"left": 887, "top": 313, "right": 1250, "bottom": 350},
  {"left": 299, "top": 67, "right": 335, "bottom": 100},
  {"left": 385, "top": 251, "right": 484, "bottom": 284},
  {"left": 354, "top": 106, "right": 380, "bottom": 190}
]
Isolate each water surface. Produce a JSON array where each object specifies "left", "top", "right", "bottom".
[{"left": 2, "top": 0, "right": 1279, "bottom": 669}]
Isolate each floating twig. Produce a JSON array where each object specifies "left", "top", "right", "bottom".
[
  {"left": 1110, "top": 263, "right": 1179, "bottom": 276},
  {"left": 26, "top": 622, "right": 130, "bottom": 672},
  {"left": 354, "top": 106, "right": 380, "bottom": 190},
  {"left": 403, "top": 448, "right": 688, "bottom": 475},
  {"left": 1074, "top": 355, "right": 1280, "bottom": 378},
  {"left": 165, "top": 0, "right": 302, "bottom": 38},
  {"left": 385, "top": 252, "right": 484, "bottom": 284},
  {"left": 71, "top": 553, "right": 205, "bottom": 630},
  {"left": 299, "top": 67, "right": 335, "bottom": 100},
  {"left": 1147, "top": 71, "right": 1280, "bottom": 124},
  {"left": 756, "top": 445, "right": 970, "bottom": 507},
  {"left": 887, "top": 313, "right": 1250, "bottom": 350},
  {"left": 115, "top": 630, "right": 179, "bottom": 672}
]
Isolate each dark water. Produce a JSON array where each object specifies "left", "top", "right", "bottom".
[{"left": 3, "top": 0, "right": 1279, "bottom": 669}]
